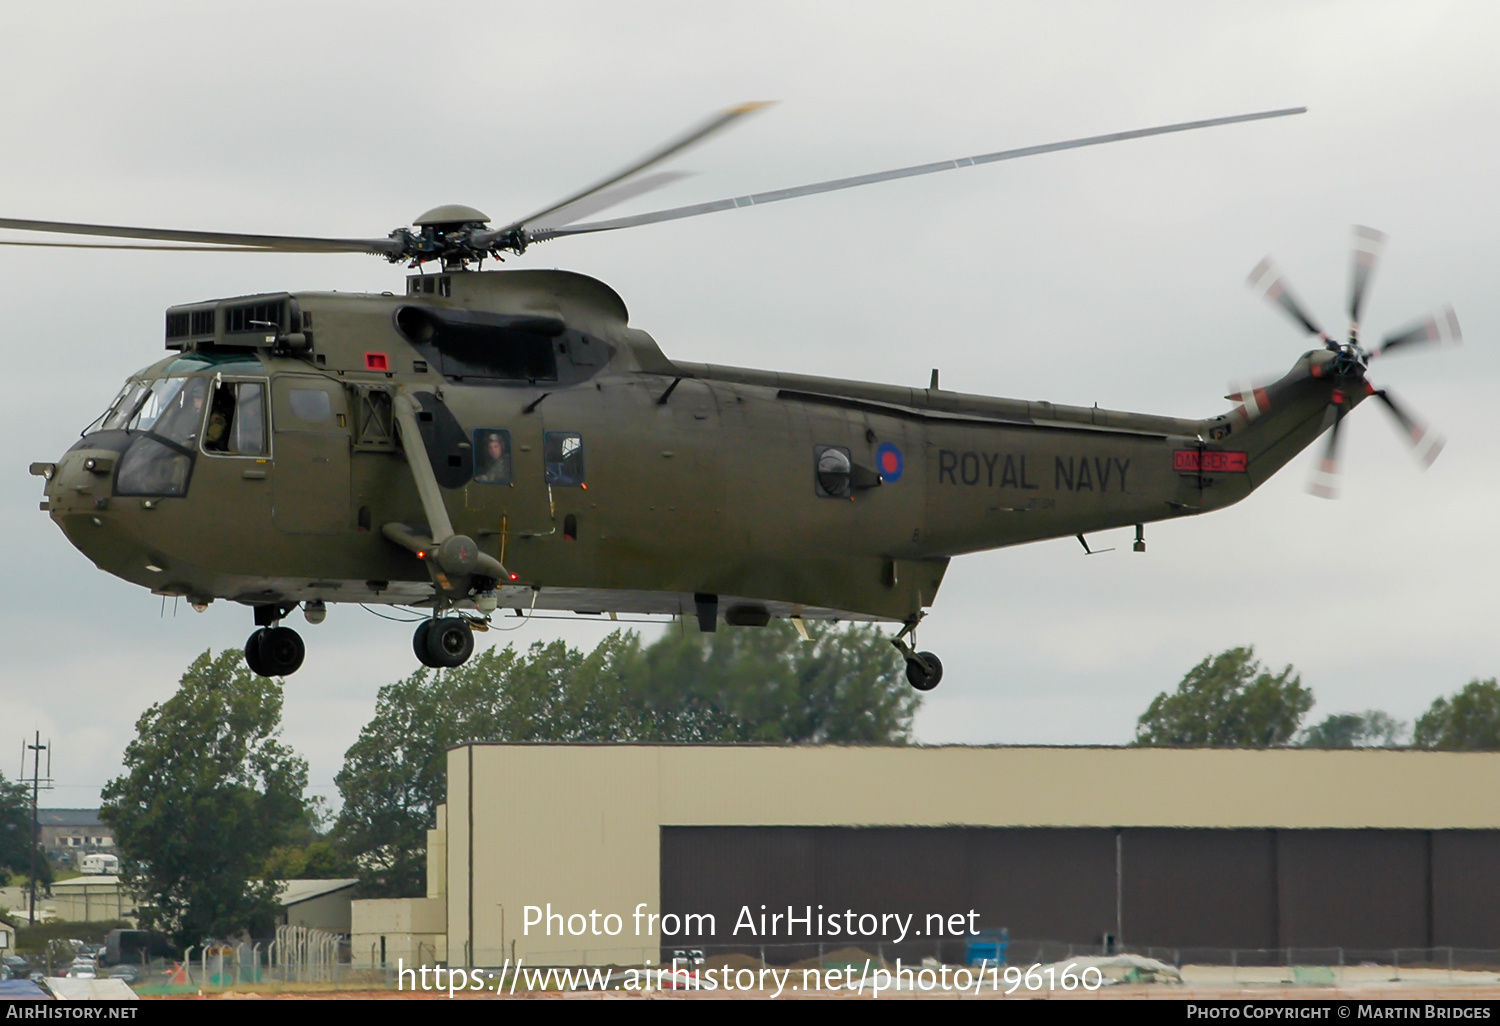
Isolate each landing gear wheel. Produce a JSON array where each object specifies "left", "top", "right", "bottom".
[
  {"left": 244, "top": 629, "right": 270, "bottom": 677},
  {"left": 424, "top": 617, "right": 475, "bottom": 668},
  {"left": 905, "top": 651, "right": 943, "bottom": 691},
  {"left": 258, "top": 626, "right": 305, "bottom": 677},
  {"left": 413, "top": 619, "right": 436, "bottom": 667}
]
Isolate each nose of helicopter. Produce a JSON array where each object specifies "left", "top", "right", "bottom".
[{"left": 33, "top": 447, "right": 166, "bottom": 589}]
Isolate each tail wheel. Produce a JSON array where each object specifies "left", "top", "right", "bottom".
[
  {"left": 905, "top": 651, "right": 943, "bottom": 691},
  {"left": 423, "top": 617, "right": 475, "bottom": 669}
]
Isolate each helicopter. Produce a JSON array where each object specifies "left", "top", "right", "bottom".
[{"left": 13, "top": 103, "right": 1460, "bottom": 689}]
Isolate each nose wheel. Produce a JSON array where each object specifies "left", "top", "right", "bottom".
[
  {"left": 245, "top": 626, "right": 305, "bottom": 677},
  {"left": 414, "top": 617, "right": 475, "bottom": 669}
]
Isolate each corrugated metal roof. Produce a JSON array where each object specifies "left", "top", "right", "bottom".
[
  {"left": 36, "top": 809, "right": 103, "bottom": 828},
  {"left": 276, "top": 878, "right": 359, "bottom": 907}
]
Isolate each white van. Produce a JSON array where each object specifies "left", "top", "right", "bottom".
[{"left": 78, "top": 854, "right": 119, "bottom": 875}]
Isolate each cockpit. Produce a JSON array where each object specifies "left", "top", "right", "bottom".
[{"left": 79, "top": 354, "right": 268, "bottom": 497}]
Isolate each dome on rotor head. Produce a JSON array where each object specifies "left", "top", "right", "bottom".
[{"left": 413, "top": 204, "right": 491, "bottom": 227}]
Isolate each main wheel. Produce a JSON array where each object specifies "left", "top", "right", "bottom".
[
  {"left": 424, "top": 617, "right": 475, "bottom": 668},
  {"left": 905, "top": 651, "right": 943, "bottom": 691},
  {"left": 413, "top": 619, "right": 437, "bottom": 667},
  {"left": 259, "top": 626, "right": 306, "bottom": 676},
  {"left": 244, "top": 629, "right": 271, "bottom": 677}
]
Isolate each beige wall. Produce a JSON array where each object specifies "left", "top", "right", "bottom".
[
  {"left": 49, "top": 877, "right": 136, "bottom": 923},
  {"left": 283, "top": 888, "right": 355, "bottom": 933},
  {"left": 351, "top": 897, "right": 448, "bottom": 967},
  {"left": 443, "top": 744, "right": 1500, "bottom": 967}
]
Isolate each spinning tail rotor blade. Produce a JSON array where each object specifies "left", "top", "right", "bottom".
[
  {"left": 1373, "top": 304, "right": 1462, "bottom": 357},
  {"left": 1247, "top": 257, "right": 1328, "bottom": 340},
  {"left": 1372, "top": 388, "right": 1445, "bottom": 467},
  {"left": 1225, "top": 380, "right": 1273, "bottom": 422},
  {"left": 1347, "top": 225, "right": 1386, "bottom": 333},
  {"left": 1307, "top": 403, "right": 1346, "bottom": 499}
]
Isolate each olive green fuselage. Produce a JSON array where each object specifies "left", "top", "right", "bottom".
[{"left": 40, "top": 269, "right": 1349, "bottom": 626}]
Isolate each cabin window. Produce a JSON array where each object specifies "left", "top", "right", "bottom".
[
  {"left": 472, "top": 429, "right": 513, "bottom": 485},
  {"left": 288, "top": 388, "right": 333, "bottom": 422},
  {"left": 544, "top": 431, "right": 585, "bottom": 487},
  {"left": 814, "top": 445, "right": 852, "bottom": 498}
]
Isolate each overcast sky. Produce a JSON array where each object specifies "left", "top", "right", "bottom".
[{"left": 3, "top": 1, "right": 1497, "bottom": 810}]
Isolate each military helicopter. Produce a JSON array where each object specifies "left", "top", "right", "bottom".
[{"left": 15, "top": 103, "right": 1460, "bottom": 689}]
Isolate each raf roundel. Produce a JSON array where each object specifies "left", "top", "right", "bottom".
[{"left": 876, "top": 442, "right": 904, "bottom": 483}]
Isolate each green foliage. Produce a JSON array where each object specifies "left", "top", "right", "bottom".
[
  {"left": 100, "top": 649, "right": 315, "bottom": 946},
  {"left": 1299, "top": 710, "right": 1406, "bottom": 748},
  {"left": 261, "top": 839, "right": 353, "bottom": 881},
  {"left": 336, "top": 621, "right": 914, "bottom": 896},
  {"left": 1413, "top": 678, "right": 1500, "bottom": 750},
  {"left": 1134, "top": 646, "right": 1313, "bottom": 747},
  {"left": 0, "top": 774, "right": 36, "bottom": 876}
]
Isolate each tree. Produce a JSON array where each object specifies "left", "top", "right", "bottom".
[
  {"left": 1299, "top": 710, "right": 1406, "bottom": 748},
  {"left": 1134, "top": 646, "right": 1313, "bottom": 747},
  {"left": 261, "top": 839, "right": 353, "bottom": 881},
  {"left": 100, "top": 649, "right": 316, "bottom": 945},
  {"left": 0, "top": 773, "right": 33, "bottom": 878},
  {"left": 336, "top": 621, "right": 914, "bottom": 896},
  {"left": 1413, "top": 679, "right": 1500, "bottom": 750}
]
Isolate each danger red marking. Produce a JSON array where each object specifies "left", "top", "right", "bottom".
[
  {"left": 1173, "top": 450, "right": 1248, "bottom": 473},
  {"left": 364, "top": 352, "right": 390, "bottom": 371}
]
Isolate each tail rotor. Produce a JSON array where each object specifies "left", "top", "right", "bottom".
[{"left": 1246, "top": 226, "right": 1458, "bottom": 498}]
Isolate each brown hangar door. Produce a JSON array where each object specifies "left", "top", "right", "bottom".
[{"left": 271, "top": 376, "right": 352, "bottom": 534}]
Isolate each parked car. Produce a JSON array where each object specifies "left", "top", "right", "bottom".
[
  {"left": 2, "top": 955, "right": 30, "bottom": 979},
  {"left": 65, "top": 965, "right": 98, "bottom": 979},
  {"left": 106, "top": 965, "right": 140, "bottom": 984}
]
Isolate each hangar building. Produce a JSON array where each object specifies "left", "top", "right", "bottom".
[{"left": 354, "top": 744, "right": 1500, "bottom": 967}]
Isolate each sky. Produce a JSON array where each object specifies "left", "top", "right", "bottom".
[{"left": 2, "top": 1, "right": 1497, "bottom": 811}]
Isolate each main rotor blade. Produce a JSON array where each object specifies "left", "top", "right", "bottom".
[
  {"left": 0, "top": 216, "right": 399, "bottom": 255},
  {"left": 1347, "top": 225, "right": 1386, "bottom": 334},
  {"left": 1307, "top": 402, "right": 1346, "bottom": 499},
  {"left": 528, "top": 171, "right": 694, "bottom": 232},
  {"left": 1372, "top": 388, "right": 1445, "bottom": 466},
  {"left": 501, "top": 102, "right": 771, "bottom": 234},
  {"left": 531, "top": 106, "right": 1306, "bottom": 242},
  {"left": 1247, "top": 257, "right": 1328, "bottom": 340},
  {"left": 0, "top": 239, "right": 282, "bottom": 251},
  {"left": 1373, "top": 304, "right": 1461, "bottom": 357}
]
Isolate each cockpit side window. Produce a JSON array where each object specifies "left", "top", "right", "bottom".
[
  {"left": 203, "top": 380, "right": 267, "bottom": 456},
  {"left": 232, "top": 382, "right": 266, "bottom": 455}
]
